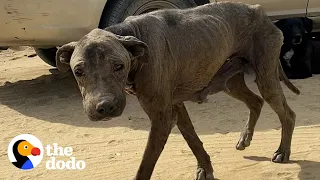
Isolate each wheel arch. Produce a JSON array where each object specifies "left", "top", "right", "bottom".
[
  {"left": 194, "top": 0, "right": 209, "bottom": 5},
  {"left": 97, "top": 0, "right": 209, "bottom": 28},
  {"left": 98, "top": 0, "right": 117, "bottom": 28}
]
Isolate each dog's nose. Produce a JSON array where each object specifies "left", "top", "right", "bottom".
[
  {"left": 96, "top": 100, "right": 116, "bottom": 115},
  {"left": 292, "top": 35, "right": 302, "bottom": 45}
]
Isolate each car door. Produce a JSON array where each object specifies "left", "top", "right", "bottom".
[
  {"left": 307, "top": 0, "right": 320, "bottom": 32},
  {"left": 212, "top": 0, "right": 308, "bottom": 21},
  {"left": 308, "top": 0, "right": 320, "bottom": 17},
  {"left": 0, "top": 0, "right": 106, "bottom": 46}
]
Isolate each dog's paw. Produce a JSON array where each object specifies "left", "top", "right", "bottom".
[
  {"left": 272, "top": 150, "right": 290, "bottom": 163},
  {"left": 236, "top": 131, "right": 253, "bottom": 150},
  {"left": 196, "top": 167, "right": 214, "bottom": 180}
]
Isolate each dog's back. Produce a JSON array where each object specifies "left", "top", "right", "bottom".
[
  {"left": 122, "top": 2, "right": 274, "bottom": 70},
  {"left": 117, "top": 2, "right": 281, "bottom": 99}
]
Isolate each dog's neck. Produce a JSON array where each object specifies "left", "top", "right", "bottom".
[
  {"left": 125, "top": 58, "right": 141, "bottom": 95},
  {"left": 105, "top": 23, "right": 141, "bottom": 95},
  {"left": 104, "top": 22, "right": 136, "bottom": 36}
]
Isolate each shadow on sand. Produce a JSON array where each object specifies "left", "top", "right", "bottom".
[
  {"left": 244, "top": 156, "right": 320, "bottom": 179},
  {"left": 0, "top": 70, "right": 319, "bottom": 135}
]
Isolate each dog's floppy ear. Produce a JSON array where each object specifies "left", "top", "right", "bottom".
[
  {"left": 275, "top": 19, "right": 286, "bottom": 30},
  {"left": 115, "top": 35, "right": 149, "bottom": 63},
  {"left": 56, "top": 42, "right": 77, "bottom": 72},
  {"left": 300, "top": 17, "right": 313, "bottom": 33}
]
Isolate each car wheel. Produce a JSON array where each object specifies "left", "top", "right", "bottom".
[
  {"left": 34, "top": 47, "right": 58, "bottom": 67},
  {"left": 99, "top": 0, "right": 196, "bottom": 27}
]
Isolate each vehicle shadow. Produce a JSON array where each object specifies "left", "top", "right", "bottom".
[
  {"left": 0, "top": 71, "right": 319, "bottom": 135},
  {"left": 243, "top": 156, "right": 320, "bottom": 179}
]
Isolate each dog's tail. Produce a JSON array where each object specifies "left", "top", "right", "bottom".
[{"left": 278, "top": 62, "right": 300, "bottom": 95}]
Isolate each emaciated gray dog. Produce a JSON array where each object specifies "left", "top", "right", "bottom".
[{"left": 56, "top": 2, "right": 300, "bottom": 180}]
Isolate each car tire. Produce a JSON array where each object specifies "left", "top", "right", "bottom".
[
  {"left": 99, "top": 0, "right": 197, "bottom": 28},
  {"left": 34, "top": 47, "right": 58, "bottom": 67}
]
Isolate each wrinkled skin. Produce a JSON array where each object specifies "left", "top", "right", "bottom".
[
  {"left": 56, "top": 2, "right": 300, "bottom": 180},
  {"left": 56, "top": 30, "right": 148, "bottom": 121},
  {"left": 191, "top": 57, "right": 247, "bottom": 103}
]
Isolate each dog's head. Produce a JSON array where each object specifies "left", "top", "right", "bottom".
[
  {"left": 275, "top": 17, "right": 313, "bottom": 48},
  {"left": 56, "top": 29, "right": 148, "bottom": 121}
]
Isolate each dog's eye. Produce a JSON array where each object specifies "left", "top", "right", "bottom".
[
  {"left": 113, "top": 64, "right": 124, "bottom": 71},
  {"left": 74, "top": 68, "right": 85, "bottom": 77}
]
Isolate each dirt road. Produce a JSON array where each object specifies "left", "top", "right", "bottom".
[{"left": 0, "top": 48, "right": 320, "bottom": 180}]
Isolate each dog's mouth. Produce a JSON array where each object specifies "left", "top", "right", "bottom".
[
  {"left": 88, "top": 115, "right": 113, "bottom": 122},
  {"left": 86, "top": 106, "right": 124, "bottom": 122},
  {"left": 292, "top": 36, "right": 302, "bottom": 45},
  {"left": 83, "top": 95, "right": 126, "bottom": 122},
  {"left": 99, "top": 117, "right": 113, "bottom": 121}
]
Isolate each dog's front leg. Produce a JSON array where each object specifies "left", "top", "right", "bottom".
[
  {"left": 174, "top": 103, "right": 214, "bottom": 180},
  {"left": 135, "top": 105, "right": 176, "bottom": 180}
]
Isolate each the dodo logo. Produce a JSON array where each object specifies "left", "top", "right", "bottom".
[{"left": 8, "top": 134, "right": 43, "bottom": 170}]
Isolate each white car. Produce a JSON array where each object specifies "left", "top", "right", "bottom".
[{"left": 1, "top": 0, "right": 319, "bottom": 66}]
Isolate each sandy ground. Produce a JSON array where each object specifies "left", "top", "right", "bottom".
[{"left": 0, "top": 48, "right": 320, "bottom": 180}]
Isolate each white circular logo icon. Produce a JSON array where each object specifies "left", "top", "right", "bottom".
[{"left": 8, "top": 134, "right": 43, "bottom": 170}]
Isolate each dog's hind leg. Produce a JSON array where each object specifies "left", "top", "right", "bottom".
[
  {"left": 224, "top": 72, "right": 264, "bottom": 150},
  {"left": 252, "top": 31, "right": 296, "bottom": 163},
  {"left": 256, "top": 71, "right": 296, "bottom": 163}
]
